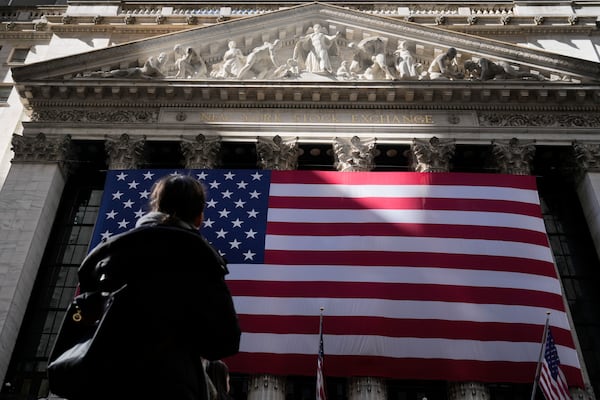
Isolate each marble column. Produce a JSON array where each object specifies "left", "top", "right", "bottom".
[
  {"left": 492, "top": 137, "right": 535, "bottom": 176},
  {"left": 246, "top": 135, "right": 302, "bottom": 400},
  {"left": 181, "top": 134, "right": 221, "bottom": 169},
  {"left": 0, "top": 133, "right": 72, "bottom": 386},
  {"left": 410, "top": 137, "right": 455, "bottom": 172},
  {"left": 105, "top": 133, "right": 145, "bottom": 170},
  {"left": 573, "top": 142, "right": 600, "bottom": 262},
  {"left": 256, "top": 135, "right": 301, "bottom": 170},
  {"left": 409, "top": 137, "right": 490, "bottom": 400},
  {"left": 332, "top": 136, "right": 385, "bottom": 400}
]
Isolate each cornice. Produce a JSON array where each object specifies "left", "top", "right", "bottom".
[{"left": 16, "top": 80, "right": 600, "bottom": 112}]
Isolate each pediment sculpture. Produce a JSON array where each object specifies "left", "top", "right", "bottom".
[{"left": 80, "top": 27, "right": 558, "bottom": 82}]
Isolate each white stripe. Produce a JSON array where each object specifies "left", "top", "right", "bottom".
[
  {"left": 232, "top": 297, "right": 571, "bottom": 329},
  {"left": 238, "top": 333, "right": 581, "bottom": 368},
  {"left": 267, "top": 209, "right": 546, "bottom": 232},
  {"left": 264, "top": 235, "right": 554, "bottom": 263},
  {"left": 269, "top": 183, "right": 540, "bottom": 204},
  {"left": 228, "top": 264, "right": 563, "bottom": 295}
]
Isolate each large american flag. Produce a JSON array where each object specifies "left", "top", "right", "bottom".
[{"left": 90, "top": 169, "right": 584, "bottom": 386}]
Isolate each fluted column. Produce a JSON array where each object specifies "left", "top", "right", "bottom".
[
  {"left": 246, "top": 135, "right": 301, "bottom": 400},
  {"left": 492, "top": 138, "right": 535, "bottom": 176},
  {"left": 0, "top": 133, "right": 72, "bottom": 386},
  {"left": 408, "top": 137, "right": 489, "bottom": 399},
  {"left": 105, "top": 133, "right": 145, "bottom": 169},
  {"left": 411, "top": 137, "right": 455, "bottom": 173},
  {"left": 333, "top": 136, "right": 376, "bottom": 172},
  {"left": 333, "top": 136, "right": 385, "bottom": 400},
  {"left": 256, "top": 135, "right": 301, "bottom": 170},
  {"left": 180, "top": 134, "right": 221, "bottom": 169}
]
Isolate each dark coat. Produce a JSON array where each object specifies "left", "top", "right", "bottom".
[{"left": 76, "top": 223, "right": 241, "bottom": 400}]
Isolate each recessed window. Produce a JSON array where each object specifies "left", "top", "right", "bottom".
[
  {"left": 8, "top": 47, "right": 30, "bottom": 64},
  {"left": 0, "top": 86, "right": 12, "bottom": 103}
]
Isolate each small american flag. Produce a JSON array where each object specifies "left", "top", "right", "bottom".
[
  {"left": 539, "top": 327, "right": 571, "bottom": 400},
  {"left": 90, "top": 169, "right": 584, "bottom": 385}
]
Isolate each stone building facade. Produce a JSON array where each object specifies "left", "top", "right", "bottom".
[{"left": 0, "top": 1, "right": 600, "bottom": 399}]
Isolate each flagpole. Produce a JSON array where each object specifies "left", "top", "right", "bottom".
[{"left": 530, "top": 312, "right": 551, "bottom": 400}]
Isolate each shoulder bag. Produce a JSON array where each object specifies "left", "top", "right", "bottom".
[{"left": 47, "top": 283, "right": 128, "bottom": 399}]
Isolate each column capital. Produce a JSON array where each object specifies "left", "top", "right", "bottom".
[
  {"left": 105, "top": 133, "right": 146, "bottom": 170},
  {"left": 180, "top": 134, "right": 221, "bottom": 169},
  {"left": 492, "top": 137, "right": 536, "bottom": 175},
  {"left": 573, "top": 141, "right": 600, "bottom": 173},
  {"left": 247, "top": 375, "right": 286, "bottom": 400},
  {"left": 11, "top": 133, "right": 73, "bottom": 176},
  {"left": 410, "top": 136, "right": 455, "bottom": 173},
  {"left": 256, "top": 135, "right": 301, "bottom": 170},
  {"left": 347, "top": 377, "right": 387, "bottom": 400},
  {"left": 447, "top": 381, "right": 490, "bottom": 400},
  {"left": 333, "top": 136, "right": 376, "bottom": 172}
]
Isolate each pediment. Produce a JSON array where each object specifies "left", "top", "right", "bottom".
[{"left": 11, "top": 2, "right": 600, "bottom": 108}]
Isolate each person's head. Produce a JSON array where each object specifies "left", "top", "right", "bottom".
[
  {"left": 149, "top": 174, "right": 206, "bottom": 227},
  {"left": 447, "top": 47, "right": 457, "bottom": 59},
  {"left": 207, "top": 360, "right": 230, "bottom": 395}
]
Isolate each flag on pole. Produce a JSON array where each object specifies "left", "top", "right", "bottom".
[
  {"left": 90, "top": 169, "right": 584, "bottom": 385},
  {"left": 317, "top": 309, "right": 326, "bottom": 400},
  {"left": 539, "top": 326, "right": 571, "bottom": 400}
]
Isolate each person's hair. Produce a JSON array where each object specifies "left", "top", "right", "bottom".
[
  {"left": 149, "top": 175, "right": 206, "bottom": 224},
  {"left": 206, "top": 360, "right": 230, "bottom": 398}
]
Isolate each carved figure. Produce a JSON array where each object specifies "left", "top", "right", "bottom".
[
  {"left": 394, "top": 40, "right": 422, "bottom": 79},
  {"left": 237, "top": 39, "right": 282, "bottom": 79},
  {"left": 336, "top": 60, "right": 353, "bottom": 80},
  {"left": 174, "top": 46, "right": 207, "bottom": 79},
  {"left": 347, "top": 36, "right": 393, "bottom": 79},
  {"left": 86, "top": 55, "right": 165, "bottom": 79},
  {"left": 428, "top": 47, "right": 463, "bottom": 80},
  {"left": 294, "top": 24, "right": 341, "bottom": 74},
  {"left": 273, "top": 59, "right": 300, "bottom": 79},
  {"left": 464, "top": 58, "right": 546, "bottom": 81},
  {"left": 363, "top": 56, "right": 392, "bottom": 80},
  {"left": 211, "top": 41, "right": 246, "bottom": 78}
]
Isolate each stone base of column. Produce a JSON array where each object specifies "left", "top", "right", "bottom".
[
  {"left": 447, "top": 382, "right": 489, "bottom": 400},
  {"left": 347, "top": 377, "right": 387, "bottom": 400},
  {"left": 247, "top": 374, "right": 286, "bottom": 400}
]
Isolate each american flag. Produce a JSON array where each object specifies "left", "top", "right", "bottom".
[
  {"left": 539, "top": 327, "right": 571, "bottom": 400},
  {"left": 90, "top": 169, "right": 584, "bottom": 385}
]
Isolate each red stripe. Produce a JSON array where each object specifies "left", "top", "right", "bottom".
[
  {"left": 270, "top": 170, "right": 537, "bottom": 189},
  {"left": 268, "top": 196, "right": 542, "bottom": 217},
  {"left": 226, "top": 353, "right": 583, "bottom": 386},
  {"left": 236, "top": 315, "right": 575, "bottom": 345},
  {"left": 266, "top": 222, "right": 549, "bottom": 246},
  {"left": 264, "top": 250, "right": 557, "bottom": 277},
  {"left": 229, "top": 281, "right": 565, "bottom": 309}
]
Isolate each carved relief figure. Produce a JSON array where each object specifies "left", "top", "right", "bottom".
[
  {"left": 394, "top": 40, "right": 422, "bottom": 79},
  {"left": 211, "top": 41, "right": 246, "bottom": 78},
  {"left": 86, "top": 55, "right": 165, "bottom": 79},
  {"left": 428, "top": 47, "right": 463, "bottom": 80},
  {"left": 237, "top": 39, "right": 282, "bottom": 79},
  {"left": 347, "top": 36, "right": 393, "bottom": 79},
  {"left": 174, "top": 46, "right": 207, "bottom": 79},
  {"left": 464, "top": 58, "right": 546, "bottom": 81},
  {"left": 294, "top": 24, "right": 341, "bottom": 74}
]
